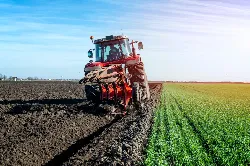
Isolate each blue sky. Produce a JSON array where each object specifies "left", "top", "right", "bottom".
[{"left": 1, "top": 0, "right": 250, "bottom": 81}]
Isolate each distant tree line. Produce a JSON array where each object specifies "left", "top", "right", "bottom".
[
  {"left": 26, "top": 76, "right": 40, "bottom": 80},
  {"left": 0, "top": 74, "right": 8, "bottom": 80},
  {"left": 0, "top": 73, "right": 41, "bottom": 81},
  {"left": 0, "top": 74, "right": 78, "bottom": 81}
]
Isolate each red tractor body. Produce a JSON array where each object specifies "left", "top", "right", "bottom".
[{"left": 79, "top": 35, "right": 150, "bottom": 114}]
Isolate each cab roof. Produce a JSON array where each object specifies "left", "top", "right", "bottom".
[{"left": 94, "top": 35, "right": 128, "bottom": 44}]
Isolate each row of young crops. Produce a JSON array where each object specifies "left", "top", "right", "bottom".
[{"left": 144, "top": 83, "right": 250, "bottom": 166}]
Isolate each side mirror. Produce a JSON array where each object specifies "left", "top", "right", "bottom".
[
  {"left": 90, "top": 36, "right": 94, "bottom": 43},
  {"left": 88, "top": 50, "right": 93, "bottom": 58},
  {"left": 138, "top": 42, "right": 143, "bottom": 50}
]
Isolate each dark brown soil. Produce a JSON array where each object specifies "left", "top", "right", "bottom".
[{"left": 0, "top": 81, "right": 162, "bottom": 166}]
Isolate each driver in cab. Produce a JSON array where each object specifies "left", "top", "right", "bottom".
[{"left": 108, "top": 45, "right": 120, "bottom": 61}]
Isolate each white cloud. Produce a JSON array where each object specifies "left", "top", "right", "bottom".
[{"left": 115, "top": 0, "right": 250, "bottom": 81}]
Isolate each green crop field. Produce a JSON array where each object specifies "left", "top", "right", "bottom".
[{"left": 145, "top": 83, "right": 250, "bottom": 166}]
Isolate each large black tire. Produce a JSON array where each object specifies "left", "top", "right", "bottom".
[
  {"left": 144, "top": 74, "right": 150, "bottom": 100},
  {"left": 132, "top": 82, "right": 142, "bottom": 103},
  {"left": 128, "top": 62, "right": 150, "bottom": 101},
  {"left": 85, "top": 84, "right": 101, "bottom": 103}
]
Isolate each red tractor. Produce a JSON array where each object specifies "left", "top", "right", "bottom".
[{"left": 79, "top": 35, "right": 150, "bottom": 115}]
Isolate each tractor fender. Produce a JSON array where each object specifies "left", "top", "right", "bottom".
[{"left": 126, "top": 59, "right": 140, "bottom": 65}]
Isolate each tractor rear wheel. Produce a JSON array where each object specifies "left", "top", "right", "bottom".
[
  {"left": 144, "top": 74, "right": 150, "bottom": 100},
  {"left": 132, "top": 82, "right": 142, "bottom": 108},
  {"left": 127, "top": 62, "right": 150, "bottom": 101}
]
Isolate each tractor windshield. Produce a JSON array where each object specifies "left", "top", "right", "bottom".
[{"left": 95, "top": 39, "right": 132, "bottom": 62}]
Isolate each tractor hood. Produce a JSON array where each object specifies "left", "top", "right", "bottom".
[{"left": 85, "top": 62, "right": 104, "bottom": 68}]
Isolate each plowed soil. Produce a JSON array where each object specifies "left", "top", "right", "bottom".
[{"left": 0, "top": 81, "right": 162, "bottom": 166}]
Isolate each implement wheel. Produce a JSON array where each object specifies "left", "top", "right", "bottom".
[{"left": 85, "top": 84, "right": 101, "bottom": 103}]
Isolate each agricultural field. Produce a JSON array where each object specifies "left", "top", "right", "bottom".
[
  {"left": 0, "top": 81, "right": 162, "bottom": 166},
  {"left": 145, "top": 83, "right": 250, "bottom": 166},
  {"left": 1, "top": 81, "right": 249, "bottom": 166}
]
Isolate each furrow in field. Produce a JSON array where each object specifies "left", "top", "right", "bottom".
[
  {"left": 60, "top": 84, "right": 162, "bottom": 166},
  {"left": 0, "top": 81, "right": 162, "bottom": 166}
]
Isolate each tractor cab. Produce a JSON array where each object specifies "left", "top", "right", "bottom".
[
  {"left": 85, "top": 35, "right": 144, "bottom": 75},
  {"left": 88, "top": 35, "right": 132, "bottom": 62}
]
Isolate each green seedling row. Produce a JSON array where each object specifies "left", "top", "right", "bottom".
[{"left": 145, "top": 83, "right": 250, "bottom": 166}]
